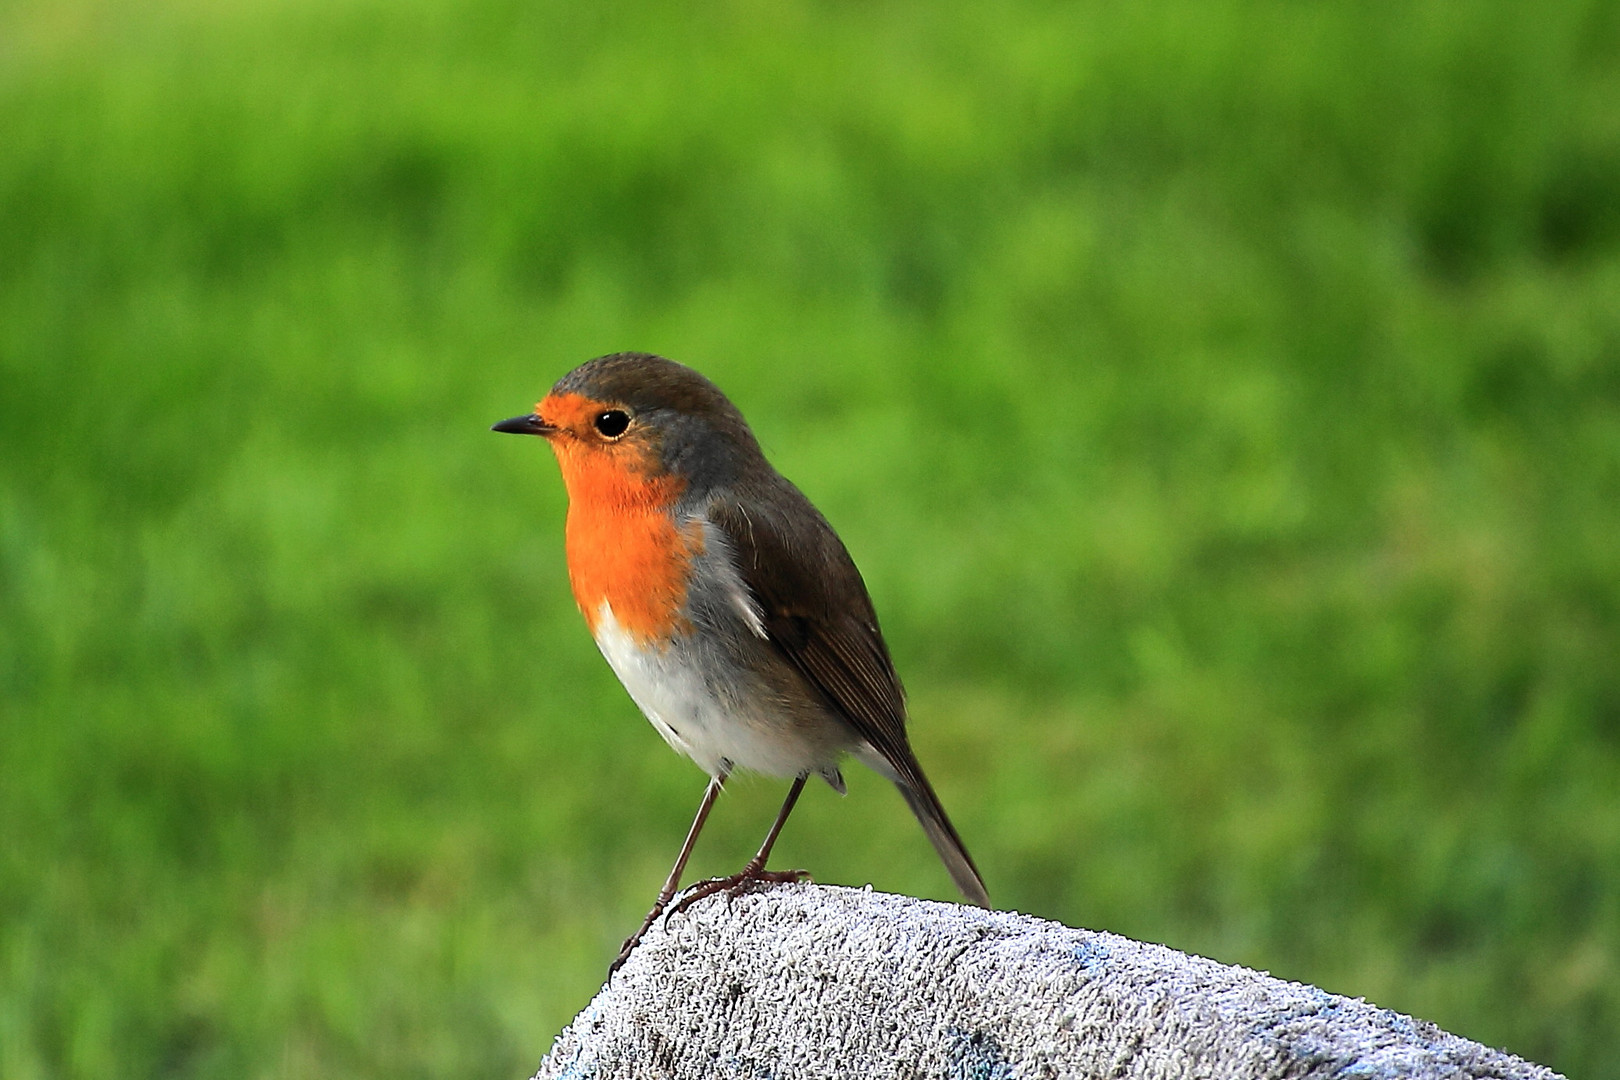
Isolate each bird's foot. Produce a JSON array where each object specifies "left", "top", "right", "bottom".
[
  {"left": 667, "top": 860, "right": 810, "bottom": 919},
  {"left": 608, "top": 897, "right": 671, "bottom": 977}
]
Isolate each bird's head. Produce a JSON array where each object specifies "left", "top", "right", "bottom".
[{"left": 494, "top": 353, "right": 764, "bottom": 504}]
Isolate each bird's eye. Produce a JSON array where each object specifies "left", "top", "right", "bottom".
[{"left": 593, "top": 410, "right": 631, "bottom": 439}]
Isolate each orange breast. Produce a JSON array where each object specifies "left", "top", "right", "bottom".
[{"left": 549, "top": 435, "right": 699, "bottom": 645}]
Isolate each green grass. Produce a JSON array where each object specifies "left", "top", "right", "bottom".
[{"left": 3, "top": 0, "right": 1619, "bottom": 1076}]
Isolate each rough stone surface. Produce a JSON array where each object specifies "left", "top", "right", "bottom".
[{"left": 534, "top": 884, "right": 1560, "bottom": 1080}]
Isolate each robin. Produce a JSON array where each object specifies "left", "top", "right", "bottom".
[{"left": 494, "top": 352, "right": 989, "bottom": 971}]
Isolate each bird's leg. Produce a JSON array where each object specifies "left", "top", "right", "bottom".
[
  {"left": 670, "top": 773, "right": 811, "bottom": 917},
  {"left": 610, "top": 766, "right": 729, "bottom": 975}
]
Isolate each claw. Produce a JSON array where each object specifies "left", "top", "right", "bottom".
[
  {"left": 608, "top": 772, "right": 812, "bottom": 978},
  {"left": 609, "top": 897, "right": 672, "bottom": 977},
  {"left": 668, "top": 863, "right": 811, "bottom": 919}
]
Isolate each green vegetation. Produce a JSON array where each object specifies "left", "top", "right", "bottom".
[{"left": 3, "top": 1, "right": 1617, "bottom": 1076}]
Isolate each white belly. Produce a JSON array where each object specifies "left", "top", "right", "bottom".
[{"left": 591, "top": 602, "right": 823, "bottom": 779}]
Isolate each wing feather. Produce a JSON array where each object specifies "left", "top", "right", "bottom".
[{"left": 707, "top": 488, "right": 914, "bottom": 771}]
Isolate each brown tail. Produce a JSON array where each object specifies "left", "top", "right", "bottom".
[{"left": 893, "top": 767, "right": 990, "bottom": 907}]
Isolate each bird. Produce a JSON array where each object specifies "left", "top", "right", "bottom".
[{"left": 493, "top": 352, "right": 988, "bottom": 972}]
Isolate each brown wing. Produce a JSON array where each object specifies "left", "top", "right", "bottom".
[
  {"left": 707, "top": 484, "right": 916, "bottom": 771},
  {"left": 711, "top": 480, "right": 993, "bottom": 907}
]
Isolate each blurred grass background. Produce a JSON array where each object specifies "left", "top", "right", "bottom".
[{"left": 3, "top": 0, "right": 1618, "bottom": 1076}]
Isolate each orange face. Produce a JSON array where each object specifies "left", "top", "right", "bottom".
[
  {"left": 535, "top": 392, "right": 700, "bottom": 644},
  {"left": 534, "top": 392, "right": 664, "bottom": 505}
]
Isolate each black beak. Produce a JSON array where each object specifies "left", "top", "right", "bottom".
[{"left": 492, "top": 414, "right": 555, "bottom": 436}]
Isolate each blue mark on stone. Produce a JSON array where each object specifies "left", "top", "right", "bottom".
[
  {"left": 945, "top": 1028, "right": 1015, "bottom": 1080},
  {"left": 1306, "top": 986, "right": 1342, "bottom": 1017},
  {"left": 1071, "top": 939, "right": 1111, "bottom": 970}
]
